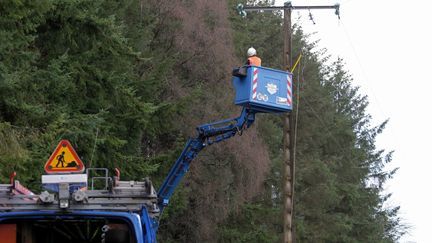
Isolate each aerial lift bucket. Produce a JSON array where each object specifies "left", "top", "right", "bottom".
[{"left": 232, "top": 65, "right": 293, "bottom": 113}]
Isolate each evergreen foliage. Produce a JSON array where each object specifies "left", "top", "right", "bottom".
[{"left": 0, "top": 0, "right": 162, "bottom": 183}]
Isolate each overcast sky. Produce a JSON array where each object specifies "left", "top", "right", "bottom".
[{"left": 273, "top": 0, "right": 432, "bottom": 242}]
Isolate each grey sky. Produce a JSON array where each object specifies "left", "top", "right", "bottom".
[{"left": 273, "top": 0, "right": 431, "bottom": 242}]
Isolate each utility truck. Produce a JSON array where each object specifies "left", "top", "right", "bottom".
[{"left": 0, "top": 66, "right": 292, "bottom": 243}]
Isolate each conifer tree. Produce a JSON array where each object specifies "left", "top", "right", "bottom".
[{"left": 0, "top": 0, "right": 159, "bottom": 182}]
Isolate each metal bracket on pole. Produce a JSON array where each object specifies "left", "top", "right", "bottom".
[{"left": 237, "top": 2, "right": 341, "bottom": 19}]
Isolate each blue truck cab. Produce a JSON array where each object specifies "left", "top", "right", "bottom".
[
  {"left": 0, "top": 66, "right": 292, "bottom": 243},
  {"left": 0, "top": 210, "right": 153, "bottom": 243},
  {"left": 0, "top": 168, "right": 159, "bottom": 243}
]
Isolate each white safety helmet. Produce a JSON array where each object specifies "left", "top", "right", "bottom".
[{"left": 247, "top": 47, "right": 257, "bottom": 57}]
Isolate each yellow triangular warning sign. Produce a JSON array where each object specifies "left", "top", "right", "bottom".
[{"left": 44, "top": 140, "right": 85, "bottom": 174}]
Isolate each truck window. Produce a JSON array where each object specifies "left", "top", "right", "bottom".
[{"left": 0, "top": 218, "right": 136, "bottom": 243}]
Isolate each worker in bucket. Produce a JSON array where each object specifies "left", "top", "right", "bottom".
[
  {"left": 246, "top": 47, "right": 261, "bottom": 66},
  {"left": 233, "top": 47, "right": 262, "bottom": 77}
]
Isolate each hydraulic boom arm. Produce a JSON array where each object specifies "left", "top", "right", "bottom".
[{"left": 157, "top": 107, "right": 256, "bottom": 214}]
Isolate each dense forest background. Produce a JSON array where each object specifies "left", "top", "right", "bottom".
[{"left": 0, "top": 0, "right": 406, "bottom": 242}]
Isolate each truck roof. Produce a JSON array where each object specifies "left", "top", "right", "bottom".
[{"left": 0, "top": 169, "right": 160, "bottom": 220}]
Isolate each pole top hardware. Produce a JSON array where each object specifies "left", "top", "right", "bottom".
[
  {"left": 236, "top": 3, "right": 247, "bottom": 17},
  {"left": 334, "top": 3, "right": 341, "bottom": 19},
  {"left": 237, "top": 2, "right": 341, "bottom": 19}
]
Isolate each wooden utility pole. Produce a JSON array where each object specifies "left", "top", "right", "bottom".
[
  {"left": 237, "top": 2, "right": 340, "bottom": 243},
  {"left": 282, "top": 3, "right": 293, "bottom": 243}
]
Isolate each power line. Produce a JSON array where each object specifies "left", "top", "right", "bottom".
[{"left": 338, "top": 20, "right": 388, "bottom": 121}]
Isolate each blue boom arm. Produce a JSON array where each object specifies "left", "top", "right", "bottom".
[{"left": 157, "top": 107, "right": 256, "bottom": 214}]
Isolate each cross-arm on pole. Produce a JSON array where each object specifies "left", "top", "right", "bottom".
[{"left": 236, "top": 2, "right": 340, "bottom": 18}]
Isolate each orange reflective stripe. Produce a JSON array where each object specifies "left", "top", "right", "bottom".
[{"left": 248, "top": 56, "right": 261, "bottom": 66}]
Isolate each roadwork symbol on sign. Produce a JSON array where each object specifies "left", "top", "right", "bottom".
[{"left": 44, "top": 140, "right": 85, "bottom": 173}]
